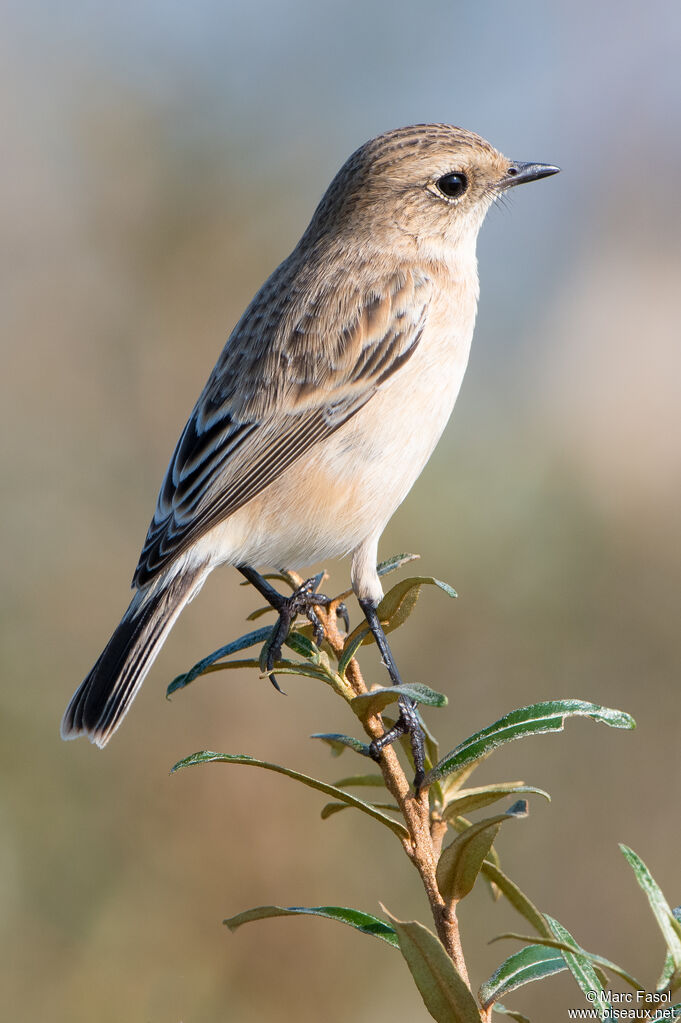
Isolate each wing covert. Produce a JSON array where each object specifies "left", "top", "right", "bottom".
[{"left": 133, "top": 261, "right": 431, "bottom": 587}]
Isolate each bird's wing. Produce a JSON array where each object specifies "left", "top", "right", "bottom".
[{"left": 133, "top": 261, "right": 431, "bottom": 586}]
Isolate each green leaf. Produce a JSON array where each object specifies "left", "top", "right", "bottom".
[
  {"left": 441, "top": 755, "right": 493, "bottom": 796},
  {"left": 657, "top": 949, "right": 677, "bottom": 992},
  {"left": 378, "top": 575, "right": 457, "bottom": 632},
  {"left": 224, "top": 904, "right": 399, "bottom": 948},
  {"left": 420, "top": 713, "right": 440, "bottom": 770},
  {"left": 437, "top": 802, "right": 528, "bottom": 904},
  {"left": 382, "top": 908, "right": 481, "bottom": 1023},
  {"left": 171, "top": 751, "right": 408, "bottom": 839},
  {"left": 443, "top": 783, "right": 550, "bottom": 818},
  {"left": 479, "top": 945, "right": 566, "bottom": 1010},
  {"left": 338, "top": 575, "right": 457, "bottom": 676},
  {"left": 445, "top": 813, "right": 505, "bottom": 879},
  {"left": 166, "top": 624, "right": 326, "bottom": 696},
  {"left": 620, "top": 846, "right": 681, "bottom": 970},
  {"left": 311, "top": 733, "right": 372, "bottom": 758},
  {"left": 351, "top": 682, "right": 447, "bottom": 719},
  {"left": 424, "top": 701, "right": 635, "bottom": 788},
  {"left": 246, "top": 604, "right": 275, "bottom": 621},
  {"left": 259, "top": 658, "right": 340, "bottom": 685},
  {"left": 335, "top": 630, "right": 366, "bottom": 679},
  {"left": 491, "top": 932, "right": 645, "bottom": 992},
  {"left": 490, "top": 932, "right": 638, "bottom": 994},
  {"left": 284, "top": 631, "right": 321, "bottom": 660},
  {"left": 376, "top": 553, "right": 421, "bottom": 577},
  {"left": 480, "top": 862, "right": 551, "bottom": 938},
  {"left": 332, "top": 773, "right": 386, "bottom": 788},
  {"left": 657, "top": 908, "right": 681, "bottom": 994},
  {"left": 376, "top": 577, "right": 425, "bottom": 633},
  {"left": 337, "top": 629, "right": 368, "bottom": 677},
  {"left": 166, "top": 627, "right": 273, "bottom": 695},
  {"left": 544, "top": 916, "right": 613, "bottom": 1020},
  {"left": 333, "top": 553, "right": 423, "bottom": 606},
  {"left": 493, "top": 1005, "right": 531, "bottom": 1023},
  {"left": 321, "top": 801, "right": 399, "bottom": 820}
]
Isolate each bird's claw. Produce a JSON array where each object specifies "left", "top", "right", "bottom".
[
  {"left": 264, "top": 574, "right": 334, "bottom": 689},
  {"left": 368, "top": 698, "right": 426, "bottom": 794},
  {"left": 335, "top": 601, "right": 350, "bottom": 633}
]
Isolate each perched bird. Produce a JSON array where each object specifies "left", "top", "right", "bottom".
[{"left": 61, "top": 123, "right": 558, "bottom": 784}]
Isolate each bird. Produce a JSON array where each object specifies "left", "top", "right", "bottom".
[{"left": 61, "top": 123, "right": 559, "bottom": 785}]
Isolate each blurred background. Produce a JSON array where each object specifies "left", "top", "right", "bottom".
[{"left": 2, "top": 1, "right": 680, "bottom": 1020}]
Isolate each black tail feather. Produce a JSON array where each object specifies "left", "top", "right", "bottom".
[{"left": 61, "top": 565, "right": 205, "bottom": 747}]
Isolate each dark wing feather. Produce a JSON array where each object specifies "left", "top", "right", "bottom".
[{"left": 133, "top": 259, "right": 431, "bottom": 587}]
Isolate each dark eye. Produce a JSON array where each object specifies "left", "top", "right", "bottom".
[{"left": 436, "top": 172, "right": 468, "bottom": 199}]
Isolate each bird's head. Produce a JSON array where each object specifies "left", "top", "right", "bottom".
[{"left": 306, "top": 123, "right": 559, "bottom": 264}]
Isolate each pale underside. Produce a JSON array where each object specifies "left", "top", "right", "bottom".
[{"left": 134, "top": 248, "right": 479, "bottom": 605}]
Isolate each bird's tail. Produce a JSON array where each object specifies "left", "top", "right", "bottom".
[{"left": 61, "top": 564, "right": 207, "bottom": 748}]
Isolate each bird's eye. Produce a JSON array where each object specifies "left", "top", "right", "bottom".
[{"left": 436, "top": 172, "right": 468, "bottom": 200}]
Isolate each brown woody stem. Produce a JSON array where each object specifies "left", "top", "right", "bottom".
[{"left": 318, "top": 595, "right": 471, "bottom": 991}]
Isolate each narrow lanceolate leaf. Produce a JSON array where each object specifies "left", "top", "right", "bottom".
[
  {"left": 377, "top": 553, "right": 421, "bottom": 577},
  {"left": 493, "top": 1005, "right": 531, "bottom": 1022},
  {"left": 437, "top": 802, "right": 528, "bottom": 904},
  {"left": 658, "top": 952, "right": 675, "bottom": 992},
  {"left": 544, "top": 916, "right": 614, "bottom": 1020},
  {"left": 224, "top": 905, "right": 398, "bottom": 948},
  {"left": 382, "top": 909, "right": 481, "bottom": 1023},
  {"left": 284, "top": 631, "right": 321, "bottom": 661},
  {"left": 321, "top": 801, "right": 399, "bottom": 820},
  {"left": 333, "top": 553, "right": 422, "bottom": 605},
  {"left": 351, "top": 682, "right": 447, "bottom": 719},
  {"left": 420, "top": 713, "right": 441, "bottom": 769},
  {"left": 338, "top": 576, "right": 457, "bottom": 676},
  {"left": 664, "top": 908, "right": 681, "bottom": 992},
  {"left": 480, "top": 862, "right": 551, "bottom": 938},
  {"left": 332, "top": 773, "right": 386, "bottom": 788},
  {"left": 491, "top": 932, "right": 645, "bottom": 992},
  {"left": 246, "top": 604, "right": 275, "bottom": 621},
  {"left": 620, "top": 845, "right": 681, "bottom": 970},
  {"left": 337, "top": 628, "right": 369, "bottom": 677},
  {"left": 171, "top": 752, "right": 408, "bottom": 839},
  {"left": 443, "top": 783, "right": 550, "bottom": 818},
  {"left": 259, "top": 658, "right": 343, "bottom": 686},
  {"left": 479, "top": 945, "right": 566, "bottom": 1010},
  {"left": 375, "top": 576, "right": 457, "bottom": 634},
  {"left": 311, "top": 733, "right": 373, "bottom": 758},
  {"left": 424, "top": 701, "right": 635, "bottom": 788},
  {"left": 446, "top": 810, "right": 506, "bottom": 867},
  {"left": 166, "top": 627, "right": 273, "bottom": 695},
  {"left": 441, "top": 756, "right": 493, "bottom": 796}
]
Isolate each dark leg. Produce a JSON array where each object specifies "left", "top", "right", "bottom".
[
  {"left": 358, "top": 598, "right": 425, "bottom": 792},
  {"left": 238, "top": 565, "right": 335, "bottom": 690}
]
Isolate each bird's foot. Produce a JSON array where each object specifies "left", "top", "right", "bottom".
[
  {"left": 368, "top": 697, "right": 426, "bottom": 794},
  {"left": 358, "top": 596, "right": 426, "bottom": 793},
  {"left": 238, "top": 566, "right": 347, "bottom": 691},
  {"left": 265, "top": 573, "right": 326, "bottom": 676}
]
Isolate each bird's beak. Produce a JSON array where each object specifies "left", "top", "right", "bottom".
[{"left": 499, "top": 162, "right": 561, "bottom": 189}]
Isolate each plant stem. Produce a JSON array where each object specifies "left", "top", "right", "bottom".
[{"left": 318, "top": 597, "right": 471, "bottom": 989}]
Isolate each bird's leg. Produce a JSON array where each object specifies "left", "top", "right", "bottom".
[
  {"left": 237, "top": 565, "right": 346, "bottom": 690},
  {"left": 358, "top": 597, "right": 425, "bottom": 792}
]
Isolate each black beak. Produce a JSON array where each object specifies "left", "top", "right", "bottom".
[{"left": 499, "top": 162, "right": 561, "bottom": 189}]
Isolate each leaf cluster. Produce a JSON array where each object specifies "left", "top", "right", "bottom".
[{"left": 168, "top": 557, "right": 677, "bottom": 1021}]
